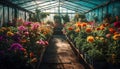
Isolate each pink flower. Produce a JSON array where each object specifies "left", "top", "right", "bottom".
[
  {"left": 31, "top": 23, "right": 40, "bottom": 30},
  {"left": 106, "top": 33, "right": 111, "bottom": 38},
  {"left": 24, "top": 32, "right": 29, "bottom": 36},
  {"left": 24, "top": 22, "right": 32, "bottom": 26},
  {"left": 45, "top": 41, "right": 49, "bottom": 45},
  {"left": 36, "top": 40, "right": 48, "bottom": 46},
  {"left": 114, "top": 21, "right": 120, "bottom": 28},
  {"left": 18, "top": 25, "right": 27, "bottom": 31},
  {"left": 118, "top": 28, "right": 120, "bottom": 32}
]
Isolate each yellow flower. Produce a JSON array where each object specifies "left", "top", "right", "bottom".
[
  {"left": 100, "top": 37, "right": 104, "bottom": 41},
  {"left": 87, "top": 36, "right": 94, "bottom": 43},
  {"left": 113, "top": 34, "right": 120, "bottom": 40},
  {"left": 75, "top": 28, "right": 80, "bottom": 32},
  {"left": 7, "top": 31, "right": 14, "bottom": 36}
]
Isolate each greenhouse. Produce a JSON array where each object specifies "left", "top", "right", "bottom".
[{"left": 0, "top": 0, "right": 120, "bottom": 69}]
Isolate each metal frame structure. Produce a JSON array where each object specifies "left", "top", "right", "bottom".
[{"left": 1, "top": 0, "right": 119, "bottom": 14}]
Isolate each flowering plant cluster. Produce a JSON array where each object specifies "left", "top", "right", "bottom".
[
  {"left": 63, "top": 18, "right": 120, "bottom": 64},
  {"left": 0, "top": 19, "right": 53, "bottom": 68}
]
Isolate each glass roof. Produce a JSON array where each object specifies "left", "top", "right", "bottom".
[{"left": 8, "top": 0, "right": 111, "bottom": 13}]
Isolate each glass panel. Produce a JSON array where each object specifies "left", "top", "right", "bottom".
[
  {"left": 0, "top": 5, "right": 3, "bottom": 27},
  {"left": 9, "top": 7, "right": 12, "bottom": 22},
  {"left": 12, "top": 8, "right": 15, "bottom": 20},
  {"left": 98, "top": 8, "right": 102, "bottom": 22},
  {"left": 26, "top": 12, "right": 29, "bottom": 21},
  {"left": 114, "top": 2, "right": 120, "bottom": 16},
  {"left": 108, "top": 3, "right": 113, "bottom": 16},
  {"left": 103, "top": 6, "right": 107, "bottom": 19},
  {"left": 4, "top": 6, "right": 8, "bottom": 24}
]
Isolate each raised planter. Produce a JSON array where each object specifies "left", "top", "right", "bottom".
[
  {"left": 65, "top": 34, "right": 92, "bottom": 69},
  {"left": 65, "top": 34, "right": 120, "bottom": 69},
  {"left": 35, "top": 36, "right": 52, "bottom": 69}
]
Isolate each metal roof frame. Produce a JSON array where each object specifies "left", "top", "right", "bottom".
[
  {"left": 30, "top": 4, "right": 59, "bottom": 11},
  {"left": 27, "top": 1, "right": 58, "bottom": 10},
  {"left": 66, "top": 0, "right": 93, "bottom": 9},
  {"left": 61, "top": 5, "right": 85, "bottom": 12},
  {"left": 22, "top": 0, "right": 52, "bottom": 8},
  {"left": 80, "top": 0, "right": 98, "bottom": 6},
  {"left": 63, "top": 2, "right": 89, "bottom": 11},
  {"left": 16, "top": 0, "right": 33, "bottom": 5},
  {"left": 64, "top": 1, "right": 90, "bottom": 10}
]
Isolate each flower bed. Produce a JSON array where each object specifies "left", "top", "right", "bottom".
[
  {"left": 0, "top": 21, "right": 54, "bottom": 69},
  {"left": 62, "top": 21, "right": 120, "bottom": 69}
]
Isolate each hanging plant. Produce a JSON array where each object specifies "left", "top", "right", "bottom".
[
  {"left": 62, "top": 14, "right": 70, "bottom": 23},
  {"left": 54, "top": 14, "right": 61, "bottom": 23},
  {"left": 29, "top": 9, "right": 49, "bottom": 22}
]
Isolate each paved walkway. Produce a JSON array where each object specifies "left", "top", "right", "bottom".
[{"left": 39, "top": 35, "right": 87, "bottom": 69}]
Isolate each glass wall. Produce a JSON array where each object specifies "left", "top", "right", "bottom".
[
  {"left": 4, "top": 6, "right": 8, "bottom": 25},
  {"left": 0, "top": 5, "right": 3, "bottom": 27}
]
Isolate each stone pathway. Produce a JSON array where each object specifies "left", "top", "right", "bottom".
[{"left": 39, "top": 35, "right": 87, "bottom": 69}]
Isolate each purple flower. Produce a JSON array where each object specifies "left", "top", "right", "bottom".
[
  {"left": 18, "top": 25, "right": 27, "bottom": 31},
  {"left": 0, "top": 50, "right": 5, "bottom": 55},
  {"left": 12, "top": 33, "right": 21, "bottom": 42},
  {"left": 9, "top": 43, "right": 23, "bottom": 51},
  {"left": 0, "top": 36, "right": 3, "bottom": 41}
]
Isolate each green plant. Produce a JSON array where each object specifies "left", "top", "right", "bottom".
[{"left": 29, "top": 9, "right": 49, "bottom": 22}]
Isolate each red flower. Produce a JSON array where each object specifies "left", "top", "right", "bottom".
[
  {"left": 68, "top": 27, "right": 73, "bottom": 30},
  {"left": 114, "top": 21, "right": 120, "bottom": 28},
  {"left": 86, "top": 28, "right": 92, "bottom": 33},
  {"left": 109, "top": 28, "right": 116, "bottom": 34}
]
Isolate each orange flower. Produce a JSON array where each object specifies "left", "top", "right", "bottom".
[
  {"left": 75, "top": 28, "right": 80, "bottom": 32},
  {"left": 1, "top": 27, "right": 7, "bottom": 31},
  {"left": 109, "top": 28, "right": 116, "bottom": 34},
  {"left": 87, "top": 36, "right": 94, "bottom": 43},
  {"left": 113, "top": 34, "right": 120, "bottom": 40},
  {"left": 30, "top": 52, "right": 34, "bottom": 58},
  {"left": 82, "top": 23, "right": 87, "bottom": 27},
  {"left": 77, "top": 22, "right": 81, "bottom": 27},
  {"left": 86, "top": 28, "right": 92, "bottom": 33},
  {"left": 43, "top": 32, "right": 47, "bottom": 35},
  {"left": 114, "top": 32, "right": 119, "bottom": 35},
  {"left": 68, "top": 27, "right": 73, "bottom": 30},
  {"left": 100, "top": 26, "right": 105, "bottom": 30}
]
